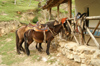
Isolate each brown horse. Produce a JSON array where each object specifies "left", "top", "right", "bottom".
[
  {"left": 16, "top": 20, "right": 59, "bottom": 54},
  {"left": 24, "top": 23, "right": 67, "bottom": 55}
]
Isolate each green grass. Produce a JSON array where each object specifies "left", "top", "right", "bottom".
[
  {"left": 0, "top": 0, "right": 39, "bottom": 22},
  {"left": 0, "top": 32, "right": 26, "bottom": 65},
  {"left": 0, "top": 32, "right": 42, "bottom": 65}
]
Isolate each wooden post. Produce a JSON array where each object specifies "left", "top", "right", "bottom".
[
  {"left": 49, "top": 8, "right": 51, "bottom": 20},
  {"left": 84, "top": 26, "right": 100, "bottom": 49},
  {"left": 68, "top": 0, "right": 72, "bottom": 18},
  {"left": 67, "top": 20, "right": 79, "bottom": 45},
  {"left": 86, "top": 21, "right": 100, "bottom": 45},
  {"left": 57, "top": 4, "right": 60, "bottom": 21},
  {"left": 78, "top": 18, "right": 84, "bottom": 45}
]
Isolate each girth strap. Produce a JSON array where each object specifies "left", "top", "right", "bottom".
[{"left": 43, "top": 31, "right": 46, "bottom": 43}]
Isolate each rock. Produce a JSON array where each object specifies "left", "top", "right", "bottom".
[
  {"left": 80, "top": 54, "right": 85, "bottom": 59},
  {"left": 92, "top": 50, "right": 100, "bottom": 59},
  {"left": 91, "top": 59, "right": 100, "bottom": 66},
  {"left": 76, "top": 46, "right": 96, "bottom": 54},
  {"left": 81, "top": 59, "right": 86, "bottom": 64},
  {"left": 81, "top": 64, "right": 87, "bottom": 66},
  {"left": 52, "top": 61, "right": 58, "bottom": 66},
  {"left": 62, "top": 49, "right": 66, "bottom": 55},
  {"left": 65, "top": 42, "right": 78, "bottom": 51},
  {"left": 73, "top": 51, "right": 77, "bottom": 55},
  {"left": 0, "top": 21, "right": 20, "bottom": 36},
  {"left": 74, "top": 55, "right": 81, "bottom": 63},
  {"left": 56, "top": 53, "right": 61, "bottom": 57},
  {"left": 42, "top": 57, "right": 47, "bottom": 62},
  {"left": 67, "top": 54, "right": 74, "bottom": 60},
  {"left": 50, "top": 57, "right": 56, "bottom": 60},
  {"left": 59, "top": 42, "right": 65, "bottom": 48}
]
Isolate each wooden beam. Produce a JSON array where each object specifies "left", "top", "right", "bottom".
[
  {"left": 49, "top": 8, "right": 52, "bottom": 20},
  {"left": 68, "top": 0, "right": 72, "bottom": 18},
  {"left": 86, "top": 21, "right": 100, "bottom": 45},
  {"left": 67, "top": 20, "right": 79, "bottom": 45},
  {"left": 84, "top": 26, "right": 100, "bottom": 49},
  {"left": 57, "top": 4, "right": 60, "bottom": 21},
  {"left": 86, "top": 16, "right": 100, "bottom": 20},
  {"left": 68, "top": 16, "right": 100, "bottom": 20}
]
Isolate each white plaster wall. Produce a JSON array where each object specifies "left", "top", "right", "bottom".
[{"left": 75, "top": 0, "right": 100, "bottom": 27}]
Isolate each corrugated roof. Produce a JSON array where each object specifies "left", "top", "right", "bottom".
[{"left": 42, "top": 0, "right": 68, "bottom": 9}]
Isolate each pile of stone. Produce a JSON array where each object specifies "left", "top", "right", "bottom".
[
  {"left": 0, "top": 21, "right": 20, "bottom": 36},
  {"left": 58, "top": 41, "right": 100, "bottom": 66}
]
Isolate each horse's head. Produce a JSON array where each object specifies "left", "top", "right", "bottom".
[
  {"left": 53, "top": 23, "right": 63, "bottom": 34},
  {"left": 62, "top": 20, "right": 71, "bottom": 37}
]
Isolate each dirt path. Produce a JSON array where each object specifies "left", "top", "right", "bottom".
[
  {"left": 10, "top": 41, "right": 80, "bottom": 66},
  {"left": 0, "top": 36, "right": 81, "bottom": 66}
]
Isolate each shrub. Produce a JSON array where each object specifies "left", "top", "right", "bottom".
[{"left": 32, "top": 17, "right": 38, "bottom": 23}]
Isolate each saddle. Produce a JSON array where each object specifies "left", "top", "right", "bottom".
[
  {"left": 27, "top": 22, "right": 49, "bottom": 32},
  {"left": 34, "top": 25, "right": 49, "bottom": 32}
]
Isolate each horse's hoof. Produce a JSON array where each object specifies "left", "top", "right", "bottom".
[
  {"left": 47, "top": 52, "right": 50, "bottom": 55},
  {"left": 38, "top": 49, "right": 42, "bottom": 52},
  {"left": 17, "top": 52, "right": 21, "bottom": 54},
  {"left": 27, "top": 53, "right": 30, "bottom": 56},
  {"left": 40, "top": 47, "right": 43, "bottom": 49}
]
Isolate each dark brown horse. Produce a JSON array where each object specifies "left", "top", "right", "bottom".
[
  {"left": 16, "top": 20, "right": 59, "bottom": 54},
  {"left": 24, "top": 23, "right": 67, "bottom": 55}
]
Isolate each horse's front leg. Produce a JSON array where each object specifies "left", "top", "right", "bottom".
[
  {"left": 39, "top": 43, "right": 43, "bottom": 49},
  {"left": 46, "top": 40, "right": 51, "bottom": 55}
]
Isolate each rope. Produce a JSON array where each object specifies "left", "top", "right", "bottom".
[
  {"left": 48, "top": 28, "right": 55, "bottom": 38},
  {"left": 43, "top": 31, "right": 46, "bottom": 43}
]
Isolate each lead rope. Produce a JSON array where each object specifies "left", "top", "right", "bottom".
[{"left": 48, "top": 28, "right": 55, "bottom": 38}]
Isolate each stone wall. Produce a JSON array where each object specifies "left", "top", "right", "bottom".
[
  {"left": 0, "top": 21, "right": 20, "bottom": 36},
  {"left": 58, "top": 41, "right": 100, "bottom": 66}
]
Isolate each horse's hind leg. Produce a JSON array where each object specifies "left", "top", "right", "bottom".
[
  {"left": 39, "top": 43, "right": 43, "bottom": 49},
  {"left": 19, "top": 39, "right": 25, "bottom": 53},
  {"left": 38, "top": 43, "right": 42, "bottom": 52},
  {"left": 36, "top": 42, "right": 38, "bottom": 49}
]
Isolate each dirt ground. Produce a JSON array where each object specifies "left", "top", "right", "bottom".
[
  {"left": 0, "top": 39, "right": 81, "bottom": 66},
  {"left": 0, "top": 34, "right": 99, "bottom": 66},
  {"left": 10, "top": 42, "right": 80, "bottom": 66}
]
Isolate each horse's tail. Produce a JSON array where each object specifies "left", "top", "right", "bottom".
[{"left": 15, "top": 30, "right": 19, "bottom": 53}]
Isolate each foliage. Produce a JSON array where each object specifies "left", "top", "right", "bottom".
[{"left": 32, "top": 16, "right": 38, "bottom": 23}]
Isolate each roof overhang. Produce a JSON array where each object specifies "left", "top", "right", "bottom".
[{"left": 42, "top": 0, "right": 68, "bottom": 10}]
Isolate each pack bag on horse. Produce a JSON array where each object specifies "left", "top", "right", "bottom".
[
  {"left": 24, "top": 22, "right": 69, "bottom": 55},
  {"left": 15, "top": 20, "right": 59, "bottom": 54},
  {"left": 60, "top": 17, "right": 71, "bottom": 38}
]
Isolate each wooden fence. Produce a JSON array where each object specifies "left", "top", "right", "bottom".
[{"left": 66, "top": 16, "right": 100, "bottom": 49}]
